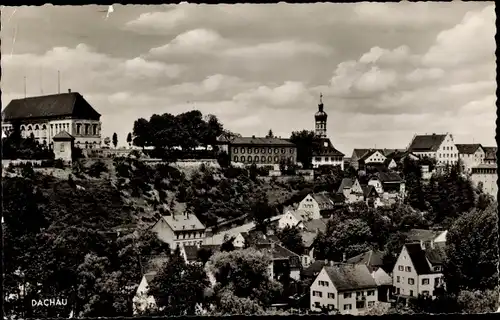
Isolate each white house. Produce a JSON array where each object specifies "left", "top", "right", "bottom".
[
  {"left": 392, "top": 243, "right": 446, "bottom": 301},
  {"left": 407, "top": 133, "right": 459, "bottom": 166},
  {"left": 278, "top": 210, "right": 304, "bottom": 230},
  {"left": 151, "top": 213, "right": 206, "bottom": 249},
  {"left": 133, "top": 255, "right": 170, "bottom": 315},
  {"left": 368, "top": 172, "right": 405, "bottom": 200},
  {"left": 298, "top": 192, "right": 343, "bottom": 220},
  {"left": 455, "top": 144, "right": 485, "bottom": 174},
  {"left": 358, "top": 150, "right": 387, "bottom": 170},
  {"left": 337, "top": 178, "right": 364, "bottom": 204},
  {"left": 310, "top": 263, "right": 378, "bottom": 315}
]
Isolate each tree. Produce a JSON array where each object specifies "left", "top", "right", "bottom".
[
  {"left": 148, "top": 249, "right": 209, "bottom": 316},
  {"left": 112, "top": 133, "right": 118, "bottom": 148},
  {"left": 444, "top": 202, "right": 498, "bottom": 294},
  {"left": 276, "top": 226, "right": 304, "bottom": 255},
  {"left": 289, "top": 130, "right": 316, "bottom": 169},
  {"left": 266, "top": 129, "right": 274, "bottom": 138},
  {"left": 132, "top": 118, "right": 151, "bottom": 149},
  {"left": 251, "top": 193, "right": 275, "bottom": 233},
  {"left": 457, "top": 288, "right": 499, "bottom": 313},
  {"left": 126, "top": 133, "right": 132, "bottom": 147},
  {"left": 203, "top": 114, "right": 224, "bottom": 149},
  {"left": 208, "top": 248, "right": 283, "bottom": 314},
  {"left": 104, "top": 137, "right": 111, "bottom": 147}
]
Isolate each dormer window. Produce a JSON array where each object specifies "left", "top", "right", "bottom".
[{"left": 434, "top": 266, "right": 442, "bottom": 272}]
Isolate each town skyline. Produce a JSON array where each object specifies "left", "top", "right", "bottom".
[{"left": 1, "top": 3, "right": 496, "bottom": 153}]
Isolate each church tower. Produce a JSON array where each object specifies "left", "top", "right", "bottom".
[{"left": 314, "top": 93, "right": 327, "bottom": 138}]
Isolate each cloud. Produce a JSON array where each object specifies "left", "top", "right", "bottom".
[
  {"left": 124, "top": 7, "right": 189, "bottom": 34},
  {"left": 405, "top": 68, "right": 444, "bottom": 82},
  {"left": 233, "top": 81, "right": 315, "bottom": 109},
  {"left": 148, "top": 28, "right": 225, "bottom": 56},
  {"left": 223, "top": 40, "right": 332, "bottom": 59}
]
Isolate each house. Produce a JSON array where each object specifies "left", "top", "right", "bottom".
[
  {"left": 133, "top": 255, "right": 170, "bottom": 315},
  {"left": 350, "top": 149, "right": 402, "bottom": 170},
  {"left": 311, "top": 95, "right": 344, "bottom": 169},
  {"left": 278, "top": 210, "right": 304, "bottom": 230},
  {"left": 221, "top": 136, "right": 297, "bottom": 166},
  {"left": 405, "top": 229, "right": 448, "bottom": 247},
  {"left": 302, "top": 260, "right": 332, "bottom": 281},
  {"left": 367, "top": 171, "right": 405, "bottom": 201},
  {"left": 256, "top": 242, "right": 302, "bottom": 281},
  {"left": 181, "top": 244, "right": 220, "bottom": 265},
  {"left": 310, "top": 263, "right": 378, "bottom": 315},
  {"left": 151, "top": 213, "right": 206, "bottom": 249},
  {"left": 482, "top": 146, "right": 497, "bottom": 165},
  {"left": 455, "top": 144, "right": 485, "bottom": 173},
  {"left": 346, "top": 250, "right": 393, "bottom": 302},
  {"left": 338, "top": 178, "right": 364, "bottom": 204},
  {"left": 407, "top": 133, "right": 459, "bottom": 166},
  {"left": 471, "top": 164, "right": 497, "bottom": 200},
  {"left": 358, "top": 150, "right": 387, "bottom": 171},
  {"left": 385, "top": 150, "right": 419, "bottom": 167},
  {"left": 361, "top": 185, "right": 382, "bottom": 208},
  {"left": 52, "top": 131, "right": 75, "bottom": 162},
  {"left": 2, "top": 91, "right": 102, "bottom": 149},
  {"left": 298, "top": 192, "right": 344, "bottom": 220},
  {"left": 392, "top": 243, "right": 446, "bottom": 301},
  {"left": 301, "top": 231, "right": 320, "bottom": 267}
]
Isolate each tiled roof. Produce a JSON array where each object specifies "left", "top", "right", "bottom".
[
  {"left": 359, "top": 149, "right": 384, "bottom": 162},
  {"left": 311, "top": 192, "right": 337, "bottom": 210},
  {"left": 162, "top": 213, "right": 205, "bottom": 231},
  {"left": 346, "top": 250, "right": 385, "bottom": 268},
  {"left": 483, "top": 147, "right": 497, "bottom": 160},
  {"left": 371, "top": 268, "right": 393, "bottom": 286},
  {"left": 301, "top": 231, "right": 318, "bottom": 248},
  {"left": 455, "top": 144, "right": 483, "bottom": 154},
  {"left": 324, "top": 264, "right": 378, "bottom": 292},
  {"left": 338, "top": 178, "right": 354, "bottom": 193},
  {"left": 230, "top": 137, "right": 296, "bottom": 146},
  {"left": 52, "top": 130, "right": 75, "bottom": 140},
  {"left": 256, "top": 242, "right": 300, "bottom": 262},
  {"left": 361, "top": 185, "right": 379, "bottom": 198},
  {"left": 303, "top": 219, "right": 327, "bottom": 233},
  {"left": 285, "top": 210, "right": 304, "bottom": 223},
  {"left": 352, "top": 149, "right": 373, "bottom": 159},
  {"left": 312, "top": 138, "right": 344, "bottom": 156},
  {"left": 302, "top": 260, "right": 330, "bottom": 277},
  {"left": 2, "top": 92, "right": 101, "bottom": 121},
  {"left": 405, "top": 243, "right": 445, "bottom": 275},
  {"left": 473, "top": 163, "right": 497, "bottom": 170},
  {"left": 408, "top": 134, "right": 447, "bottom": 152},
  {"left": 371, "top": 171, "right": 403, "bottom": 183},
  {"left": 405, "top": 229, "right": 441, "bottom": 242}
]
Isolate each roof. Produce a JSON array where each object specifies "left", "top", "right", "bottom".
[
  {"left": 359, "top": 149, "right": 385, "bottom": 162},
  {"left": 303, "top": 260, "right": 330, "bottom": 277},
  {"left": 405, "top": 229, "right": 441, "bottom": 242},
  {"left": 405, "top": 243, "right": 445, "bottom": 275},
  {"left": 473, "top": 163, "right": 497, "bottom": 170},
  {"left": 323, "top": 264, "right": 378, "bottom": 292},
  {"left": 301, "top": 231, "right": 318, "bottom": 248},
  {"left": 312, "top": 138, "right": 344, "bottom": 156},
  {"left": 352, "top": 149, "right": 373, "bottom": 159},
  {"left": 184, "top": 244, "right": 220, "bottom": 262},
  {"left": 361, "top": 185, "right": 379, "bottom": 198},
  {"left": 2, "top": 92, "right": 101, "bottom": 121},
  {"left": 455, "top": 144, "right": 483, "bottom": 154},
  {"left": 371, "top": 171, "right": 403, "bottom": 183},
  {"left": 162, "top": 214, "right": 205, "bottom": 232},
  {"left": 311, "top": 192, "right": 337, "bottom": 210},
  {"left": 372, "top": 268, "right": 393, "bottom": 286},
  {"left": 346, "top": 250, "right": 385, "bottom": 268},
  {"left": 303, "top": 219, "right": 327, "bottom": 233},
  {"left": 229, "top": 137, "right": 296, "bottom": 147},
  {"left": 52, "top": 130, "right": 74, "bottom": 140},
  {"left": 255, "top": 243, "right": 301, "bottom": 267},
  {"left": 483, "top": 146, "right": 497, "bottom": 160},
  {"left": 284, "top": 210, "right": 303, "bottom": 223},
  {"left": 338, "top": 178, "right": 354, "bottom": 193},
  {"left": 408, "top": 134, "right": 447, "bottom": 152}
]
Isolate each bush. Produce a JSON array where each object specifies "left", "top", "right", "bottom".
[{"left": 87, "top": 160, "right": 108, "bottom": 178}]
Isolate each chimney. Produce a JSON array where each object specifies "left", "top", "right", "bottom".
[
  {"left": 342, "top": 253, "right": 346, "bottom": 262},
  {"left": 329, "top": 260, "right": 334, "bottom": 266},
  {"left": 68, "top": 88, "right": 71, "bottom": 93}
]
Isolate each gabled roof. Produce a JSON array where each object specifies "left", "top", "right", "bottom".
[
  {"left": 312, "top": 138, "right": 344, "bottom": 156},
  {"left": 230, "top": 137, "right": 295, "bottom": 146},
  {"left": 455, "top": 144, "right": 483, "bottom": 154},
  {"left": 302, "top": 260, "right": 330, "bottom": 277},
  {"left": 359, "top": 149, "right": 385, "bottom": 162},
  {"left": 372, "top": 268, "right": 393, "bottom": 286},
  {"left": 404, "top": 243, "right": 446, "bottom": 275},
  {"left": 338, "top": 178, "right": 354, "bottom": 193},
  {"left": 483, "top": 147, "right": 497, "bottom": 160},
  {"left": 323, "top": 264, "right": 378, "bottom": 292},
  {"left": 284, "top": 210, "right": 303, "bottom": 223},
  {"left": 303, "top": 219, "right": 327, "bottom": 233},
  {"left": 311, "top": 192, "right": 337, "bottom": 210},
  {"left": 361, "top": 185, "right": 378, "bottom": 198},
  {"left": 161, "top": 213, "right": 205, "bottom": 232},
  {"left": 301, "top": 231, "right": 319, "bottom": 248},
  {"left": 346, "top": 250, "right": 385, "bottom": 268},
  {"left": 371, "top": 171, "right": 403, "bottom": 183},
  {"left": 408, "top": 134, "right": 447, "bottom": 152},
  {"left": 255, "top": 243, "right": 301, "bottom": 268},
  {"left": 352, "top": 149, "right": 373, "bottom": 159},
  {"left": 2, "top": 92, "right": 101, "bottom": 121},
  {"left": 52, "top": 130, "right": 74, "bottom": 140}
]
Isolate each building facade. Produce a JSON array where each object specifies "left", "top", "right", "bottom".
[
  {"left": 2, "top": 91, "right": 102, "bottom": 149},
  {"left": 407, "top": 133, "right": 458, "bottom": 166},
  {"left": 455, "top": 144, "right": 485, "bottom": 173},
  {"left": 471, "top": 164, "right": 497, "bottom": 199},
  {"left": 227, "top": 137, "right": 297, "bottom": 166},
  {"left": 52, "top": 131, "right": 75, "bottom": 162},
  {"left": 151, "top": 213, "right": 206, "bottom": 249}
]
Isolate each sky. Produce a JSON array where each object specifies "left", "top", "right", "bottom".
[{"left": 1, "top": 2, "right": 496, "bottom": 153}]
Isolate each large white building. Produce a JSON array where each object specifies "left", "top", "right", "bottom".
[
  {"left": 2, "top": 90, "right": 102, "bottom": 149},
  {"left": 407, "top": 133, "right": 458, "bottom": 166},
  {"left": 471, "top": 164, "right": 497, "bottom": 200},
  {"left": 151, "top": 213, "right": 206, "bottom": 249},
  {"left": 455, "top": 144, "right": 486, "bottom": 173}
]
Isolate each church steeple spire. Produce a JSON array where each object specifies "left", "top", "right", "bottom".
[{"left": 314, "top": 93, "right": 327, "bottom": 138}]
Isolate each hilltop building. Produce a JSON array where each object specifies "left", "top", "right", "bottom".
[
  {"left": 1, "top": 90, "right": 102, "bottom": 149},
  {"left": 407, "top": 133, "right": 458, "bottom": 166}
]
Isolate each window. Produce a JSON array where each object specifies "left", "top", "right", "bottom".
[
  {"left": 60, "top": 143, "right": 65, "bottom": 152},
  {"left": 85, "top": 124, "right": 90, "bottom": 135},
  {"left": 327, "top": 304, "right": 335, "bottom": 310},
  {"left": 247, "top": 147, "right": 252, "bottom": 154},
  {"left": 343, "top": 293, "right": 352, "bottom": 299},
  {"left": 312, "top": 291, "right": 322, "bottom": 297},
  {"left": 254, "top": 148, "right": 258, "bottom": 153},
  {"left": 343, "top": 304, "right": 352, "bottom": 310},
  {"left": 268, "top": 156, "right": 272, "bottom": 162},
  {"left": 396, "top": 276, "right": 400, "bottom": 283},
  {"left": 367, "top": 290, "right": 375, "bottom": 296},
  {"left": 422, "top": 278, "right": 430, "bottom": 285},
  {"left": 408, "top": 278, "right": 415, "bottom": 285},
  {"left": 241, "top": 148, "right": 245, "bottom": 154},
  {"left": 261, "top": 156, "right": 266, "bottom": 162},
  {"left": 274, "top": 156, "right": 278, "bottom": 162},
  {"left": 328, "top": 293, "right": 335, "bottom": 299},
  {"left": 409, "top": 290, "right": 414, "bottom": 297},
  {"left": 434, "top": 266, "right": 442, "bottom": 272},
  {"left": 268, "top": 148, "right": 272, "bottom": 154},
  {"left": 234, "top": 156, "right": 239, "bottom": 162},
  {"left": 405, "top": 266, "right": 411, "bottom": 272},
  {"left": 76, "top": 124, "right": 81, "bottom": 134},
  {"left": 261, "top": 148, "right": 265, "bottom": 153},
  {"left": 274, "top": 148, "right": 278, "bottom": 153},
  {"left": 368, "top": 301, "right": 375, "bottom": 307},
  {"left": 247, "top": 156, "right": 252, "bottom": 162},
  {"left": 315, "top": 157, "right": 321, "bottom": 162},
  {"left": 314, "top": 302, "right": 320, "bottom": 308},
  {"left": 281, "top": 148, "right": 285, "bottom": 154},
  {"left": 254, "top": 156, "right": 259, "bottom": 162},
  {"left": 422, "top": 290, "right": 430, "bottom": 296},
  {"left": 434, "top": 278, "right": 440, "bottom": 286},
  {"left": 290, "top": 148, "right": 294, "bottom": 154},
  {"left": 356, "top": 301, "right": 365, "bottom": 309},
  {"left": 398, "top": 266, "right": 404, "bottom": 271},
  {"left": 234, "top": 148, "right": 238, "bottom": 154}
]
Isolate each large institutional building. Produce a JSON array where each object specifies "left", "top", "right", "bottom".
[
  {"left": 223, "top": 136, "right": 297, "bottom": 166},
  {"left": 311, "top": 94, "right": 344, "bottom": 169},
  {"left": 2, "top": 90, "right": 102, "bottom": 149}
]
